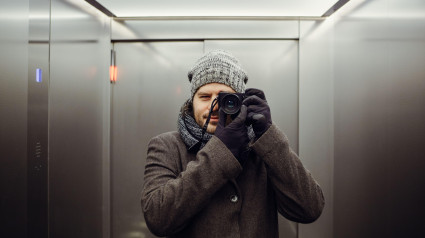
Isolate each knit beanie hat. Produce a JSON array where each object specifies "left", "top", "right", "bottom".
[{"left": 188, "top": 50, "right": 248, "bottom": 100}]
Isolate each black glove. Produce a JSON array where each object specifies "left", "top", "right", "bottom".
[
  {"left": 243, "top": 88, "right": 272, "bottom": 138},
  {"left": 214, "top": 105, "right": 250, "bottom": 164}
]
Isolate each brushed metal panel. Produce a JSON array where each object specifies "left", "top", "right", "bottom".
[
  {"left": 204, "top": 40, "right": 299, "bottom": 238},
  {"left": 28, "top": 0, "right": 50, "bottom": 237},
  {"left": 0, "top": 1, "right": 29, "bottom": 237},
  {"left": 298, "top": 20, "right": 334, "bottom": 238},
  {"left": 29, "top": 0, "right": 50, "bottom": 43},
  {"left": 28, "top": 42, "right": 50, "bottom": 238},
  {"left": 111, "top": 41, "right": 203, "bottom": 238},
  {"left": 112, "top": 20, "right": 299, "bottom": 40},
  {"left": 333, "top": 0, "right": 425, "bottom": 237},
  {"left": 49, "top": 0, "right": 111, "bottom": 237}
]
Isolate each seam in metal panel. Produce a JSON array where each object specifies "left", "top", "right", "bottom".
[
  {"left": 111, "top": 38, "right": 300, "bottom": 43},
  {"left": 85, "top": 0, "right": 116, "bottom": 17},
  {"left": 322, "top": 0, "right": 350, "bottom": 17},
  {"left": 113, "top": 16, "right": 326, "bottom": 21}
]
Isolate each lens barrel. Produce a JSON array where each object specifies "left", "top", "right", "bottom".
[{"left": 218, "top": 92, "right": 245, "bottom": 115}]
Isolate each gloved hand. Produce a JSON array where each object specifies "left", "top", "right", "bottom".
[
  {"left": 214, "top": 105, "right": 250, "bottom": 164},
  {"left": 243, "top": 88, "right": 272, "bottom": 138}
]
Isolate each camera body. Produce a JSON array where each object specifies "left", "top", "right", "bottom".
[{"left": 217, "top": 92, "right": 246, "bottom": 115}]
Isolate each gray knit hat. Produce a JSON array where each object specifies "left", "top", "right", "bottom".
[{"left": 188, "top": 50, "right": 248, "bottom": 100}]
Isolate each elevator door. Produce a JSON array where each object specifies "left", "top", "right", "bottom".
[{"left": 111, "top": 40, "right": 299, "bottom": 238}]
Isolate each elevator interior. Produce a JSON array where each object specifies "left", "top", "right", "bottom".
[{"left": 1, "top": 0, "right": 425, "bottom": 238}]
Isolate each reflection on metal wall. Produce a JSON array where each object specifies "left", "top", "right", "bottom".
[
  {"left": 5, "top": 1, "right": 423, "bottom": 237},
  {"left": 298, "top": 20, "right": 334, "bottom": 238},
  {"left": 111, "top": 42, "right": 204, "bottom": 238},
  {"left": 111, "top": 20, "right": 299, "bottom": 40},
  {"left": 332, "top": 0, "right": 425, "bottom": 237},
  {"left": 49, "top": 0, "right": 111, "bottom": 237},
  {"left": 205, "top": 40, "right": 300, "bottom": 238},
  {"left": 0, "top": 1, "right": 29, "bottom": 237},
  {"left": 111, "top": 40, "right": 300, "bottom": 238}
]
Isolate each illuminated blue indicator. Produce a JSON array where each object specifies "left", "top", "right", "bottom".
[{"left": 36, "top": 68, "right": 42, "bottom": 83}]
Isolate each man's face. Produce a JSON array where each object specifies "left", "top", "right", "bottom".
[{"left": 193, "top": 83, "right": 235, "bottom": 134}]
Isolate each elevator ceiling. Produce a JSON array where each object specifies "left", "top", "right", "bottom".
[{"left": 95, "top": 0, "right": 342, "bottom": 18}]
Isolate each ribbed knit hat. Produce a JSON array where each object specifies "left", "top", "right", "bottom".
[{"left": 188, "top": 50, "right": 248, "bottom": 100}]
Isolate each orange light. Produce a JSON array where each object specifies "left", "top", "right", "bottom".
[
  {"left": 113, "top": 66, "right": 117, "bottom": 83},
  {"left": 110, "top": 65, "right": 117, "bottom": 83}
]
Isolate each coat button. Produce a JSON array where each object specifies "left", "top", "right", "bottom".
[{"left": 230, "top": 195, "right": 238, "bottom": 203}]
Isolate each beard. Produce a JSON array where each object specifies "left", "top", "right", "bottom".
[
  {"left": 205, "top": 121, "right": 218, "bottom": 134},
  {"left": 195, "top": 111, "right": 219, "bottom": 134}
]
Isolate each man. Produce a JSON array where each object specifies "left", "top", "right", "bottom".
[{"left": 141, "top": 50, "right": 324, "bottom": 237}]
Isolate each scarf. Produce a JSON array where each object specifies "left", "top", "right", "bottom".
[
  {"left": 178, "top": 111, "right": 255, "bottom": 151},
  {"left": 178, "top": 112, "right": 212, "bottom": 151}
]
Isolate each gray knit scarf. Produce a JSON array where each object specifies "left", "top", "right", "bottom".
[
  {"left": 178, "top": 112, "right": 212, "bottom": 151},
  {"left": 178, "top": 111, "right": 255, "bottom": 151}
]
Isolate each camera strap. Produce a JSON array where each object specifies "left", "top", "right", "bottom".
[{"left": 200, "top": 97, "right": 218, "bottom": 144}]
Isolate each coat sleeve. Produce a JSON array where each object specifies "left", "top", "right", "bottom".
[
  {"left": 141, "top": 134, "right": 242, "bottom": 236},
  {"left": 250, "top": 124, "right": 325, "bottom": 223}
]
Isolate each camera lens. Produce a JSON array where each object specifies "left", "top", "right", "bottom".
[
  {"left": 222, "top": 94, "right": 241, "bottom": 115},
  {"left": 227, "top": 100, "right": 235, "bottom": 108},
  {"left": 218, "top": 92, "right": 245, "bottom": 115}
]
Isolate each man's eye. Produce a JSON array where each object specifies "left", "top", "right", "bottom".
[{"left": 200, "top": 96, "right": 210, "bottom": 99}]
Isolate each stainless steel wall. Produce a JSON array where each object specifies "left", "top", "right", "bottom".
[
  {"left": 299, "top": 0, "right": 425, "bottom": 237},
  {"left": 111, "top": 40, "right": 300, "bottom": 238},
  {"left": 4, "top": 1, "right": 424, "bottom": 237},
  {"left": 48, "top": 0, "right": 111, "bottom": 237},
  {"left": 1, "top": 0, "right": 112, "bottom": 236},
  {"left": 111, "top": 42, "right": 204, "bottom": 238},
  {"left": 332, "top": 1, "right": 425, "bottom": 237},
  {"left": 111, "top": 17, "right": 332, "bottom": 238},
  {"left": 27, "top": 0, "right": 50, "bottom": 236},
  {"left": 298, "top": 20, "right": 334, "bottom": 238},
  {"left": 111, "top": 20, "right": 298, "bottom": 40},
  {"left": 0, "top": 1, "right": 29, "bottom": 237},
  {"left": 204, "top": 40, "right": 301, "bottom": 238}
]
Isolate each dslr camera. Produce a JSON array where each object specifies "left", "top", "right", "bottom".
[{"left": 217, "top": 92, "right": 246, "bottom": 115}]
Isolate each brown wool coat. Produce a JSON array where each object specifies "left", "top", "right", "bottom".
[{"left": 141, "top": 124, "right": 325, "bottom": 238}]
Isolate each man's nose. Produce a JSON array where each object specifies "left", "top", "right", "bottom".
[
  {"left": 212, "top": 100, "right": 219, "bottom": 112},
  {"left": 208, "top": 97, "right": 219, "bottom": 112}
]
